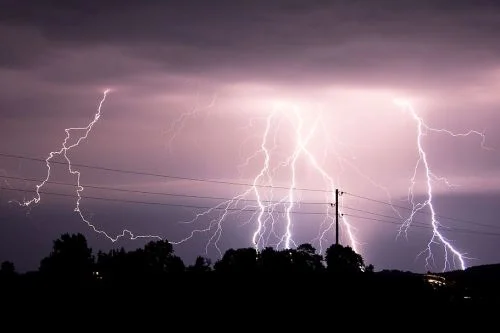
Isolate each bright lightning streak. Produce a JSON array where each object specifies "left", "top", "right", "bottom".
[
  {"left": 13, "top": 90, "right": 161, "bottom": 242},
  {"left": 394, "top": 98, "right": 487, "bottom": 271},
  {"left": 170, "top": 102, "right": 360, "bottom": 256},
  {"left": 10, "top": 88, "right": 489, "bottom": 272},
  {"left": 251, "top": 111, "right": 274, "bottom": 248}
]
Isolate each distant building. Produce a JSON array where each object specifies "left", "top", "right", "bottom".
[{"left": 423, "top": 274, "right": 446, "bottom": 287}]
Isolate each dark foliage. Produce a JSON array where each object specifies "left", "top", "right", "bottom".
[{"left": 1, "top": 233, "right": 498, "bottom": 310}]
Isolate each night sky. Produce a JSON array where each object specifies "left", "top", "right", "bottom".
[{"left": 1, "top": 0, "right": 500, "bottom": 273}]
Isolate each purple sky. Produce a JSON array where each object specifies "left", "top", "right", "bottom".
[{"left": 1, "top": 0, "right": 500, "bottom": 272}]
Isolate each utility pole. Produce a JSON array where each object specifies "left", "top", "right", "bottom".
[{"left": 335, "top": 188, "right": 339, "bottom": 245}]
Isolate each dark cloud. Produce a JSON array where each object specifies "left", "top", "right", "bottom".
[
  {"left": 4, "top": 1, "right": 500, "bottom": 45},
  {"left": 1, "top": 0, "right": 500, "bottom": 87},
  {"left": 0, "top": 25, "right": 49, "bottom": 68}
]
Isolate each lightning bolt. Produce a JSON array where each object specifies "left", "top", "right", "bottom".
[
  {"left": 13, "top": 90, "right": 161, "bottom": 242},
  {"left": 170, "top": 102, "right": 359, "bottom": 256},
  {"left": 394, "top": 99, "right": 488, "bottom": 271},
  {"left": 14, "top": 88, "right": 486, "bottom": 273},
  {"left": 163, "top": 93, "right": 217, "bottom": 153}
]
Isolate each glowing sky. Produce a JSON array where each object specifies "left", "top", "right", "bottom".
[{"left": 1, "top": 0, "right": 500, "bottom": 272}]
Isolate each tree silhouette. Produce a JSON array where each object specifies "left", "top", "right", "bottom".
[
  {"left": 325, "top": 244, "right": 364, "bottom": 274},
  {"left": 188, "top": 256, "right": 212, "bottom": 273},
  {"left": 39, "top": 233, "right": 94, "bottom": 282},
  {"left": 292, "top": 243, "right": 324, "bottom": 272},
  {"left": 257, "top": 247, "right": 293, "bottom": 272},
  {"left": 0, "top": 261, "right": 16, "bottom": 282},
  {"left": 4, "top": 232, "right": 499, "bottom": 305},
  {"left": 142, "top": 239, "right": 185, "bottom": 274},
  {"left": 1, "top": 261, "right": 15, "bottom": 275},
  {"left": 215, "top": 244, "right": 325, "bottom": 273},
  {"left": 96, "top": 248, "right": 129, "bottom": 282},
  {"left": 96, "top": 240, "right": 185, "bottom": 282},
  {"left": 214, "top": 248, "right": 257, "bottom": 272}
]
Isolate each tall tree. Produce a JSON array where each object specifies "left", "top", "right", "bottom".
[
  {"left": 257, "top": 247, "right": 293, "bottom": 272},
  {"left": 188, "top": 256, "right": 212, "bottom": 273},
  {"left": 325, "top": 244, "right": 364, "bottom": 274},
  {"left": 40, "top": 233, "right": 94, "bottom": 282},
  {"left": 0, "top": 261, "right": 16, "bottom": 282},
  {"left": 143, "top": 239, "right": 185, "bottom": 274},
  {"left": 214, "top": 248, "right": 257, "bottom": 272},
  {"left": 293, "top": 243, "right": 324, "bottom": 272}
]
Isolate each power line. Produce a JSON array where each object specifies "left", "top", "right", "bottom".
[
  {"left": 0, "top": 175, "right": 327, "bottom": 206},
  {"left": 4, "top": 185, "right": 499, "bottom": 238},
  {"left": 0, "top": 186, "right": 328, "bottom": 215},
  {"left": 0, "top": 152, "right": 335, "bottom": 193},
  {"left": 3, "top": 151, "right": 497, "bottom": 232},
  {"left": 340, "top": 212, "right": 431, "bottom": 231},
  {"left": 343, "top": 192, "right": 426, "bottom": 212},
  {"left": 341, "top": 205, "right": 427, "bottom": 225},
  {"left": 343, "top": 191, "right": 500, "bottom": 230},
  {"left": 343, "top": 214, "right": 500, "bottom": 237},
  {"left": 342, "top": 205, "right": 500, "bottom": 231},
  {"left": 341, "top": 206, "right": 465, "bottom": 232}
]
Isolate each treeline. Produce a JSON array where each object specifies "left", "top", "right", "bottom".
[
  {"left": 0, "top": 232, "right": 486, "bottom": 307},
  {"left": 0, "top": 233, "right": 370, "bottom": 283}
]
